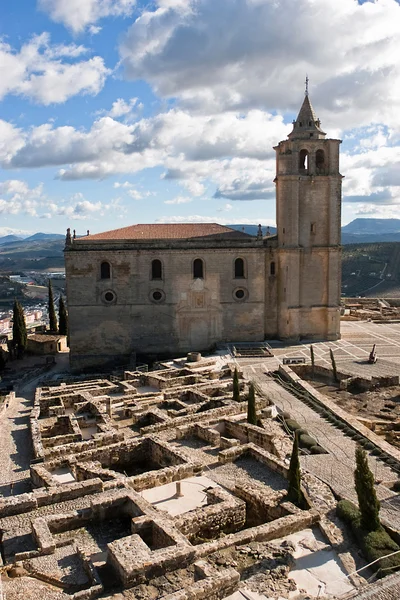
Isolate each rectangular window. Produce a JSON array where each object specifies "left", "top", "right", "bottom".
[{"left": 310, "top": 222, "right": 316, "bottom": 234}]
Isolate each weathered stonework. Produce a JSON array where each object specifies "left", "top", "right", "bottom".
[{"left": 65, "top": 95, "right": 342, "bottom": 372}]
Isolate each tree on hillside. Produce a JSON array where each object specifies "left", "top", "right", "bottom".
[
  {"left": 287, "top": 432, "right": 304, "bottom": 508},
  {"left": 12, "top": 299, "right": 27, "bottom": 359},
  {"left": 247, "top": 382, "right": 257, "bottom": 425},
  {"left": 48, "top": 279, "right": 58, "bottom": 332},
  {"left": 355, "top": 445, "right": 380, "bottom": 531},
  {"left": 232, "top": 367, "right": 240, "bottom": 402},
  {"left": 58, "top": 295, "right": 68, "bottom": 338}
]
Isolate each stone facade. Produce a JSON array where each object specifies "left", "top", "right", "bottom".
[{"left": 65, "top": 95, "right": 342, "bottom": 371}]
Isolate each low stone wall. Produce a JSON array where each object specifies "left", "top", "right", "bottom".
[
  {"left": 224, "top": 420, "right": 278, "bottom": 455},
  {"left": 292, "top": 363, "right": 399, "bottom": 390},
  {"left": 218, "top": 443, "right": 288, "bottom": 479},
  {"left": 127, "top": 462, "right": 202, "bottom": 492},
  {"left": 175, "top": 488, "right": 246, "bottom": 541},
  {"left": 141, "top": 400, "right": 269, "bottom": 435},
  {"left": 0, "top": 478, "right": 103, "bottom": 518},
  {"left": 162, "top": 566, "right": 240, "bottom": 600},
  {"left": 194, "top": 509, "right": 319, "bottom": 558},
  {"left": 0, "top": 391, "right": 15, "bottom": 416},
  {"left": 43, "top": 431, "right": 124, "bottom": 460}
]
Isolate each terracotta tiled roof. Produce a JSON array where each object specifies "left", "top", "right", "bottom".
[{"left": 83, "top": 223, "right": 252, "bottom": 241}]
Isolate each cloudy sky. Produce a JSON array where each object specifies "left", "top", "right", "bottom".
[{"left": 0, "top": 0, "right": 399, "bottom": 236}]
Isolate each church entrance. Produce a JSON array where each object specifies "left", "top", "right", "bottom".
[{"left": 189, "top": 319, "right": 209, "bottom": 350}]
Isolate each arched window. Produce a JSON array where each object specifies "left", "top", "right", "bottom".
[
  {"left": 151, "top": 259, "right": 162, "bottom": 280},
  {"left": 270, "top": 262, "right": 276, "bottom": 276},
  {"left": 316, "top": 149, "right": 325, "bottom": 172},
  {"left": 299, "top": 149, "right": 309, "bottom": 171},
  {"left": 193, "top": 258, "right": 204, "bottom": 279},
  {"left": 100, "top": 261, "right": 111, "bottom": 280},
  {"left": 234, "top": 258, "right": 245, "bottom": 279}
]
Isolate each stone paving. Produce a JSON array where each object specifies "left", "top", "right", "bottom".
[{"left": 269, "top": 321, "right": 400, "bottom": 371}]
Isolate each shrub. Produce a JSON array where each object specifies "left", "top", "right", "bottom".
[
  {"left": 282, "top": 411, "right": 291, "bottom": 420},
  {"left": 310, "top": 445, "right": 326, "bottom": 455},
  {"left": 297, "top": 428, "right": 308, "bottom": 437},
  {"left": 337, "top": 501, "right": 400, "bottom": 576},
  {"left": 393, "top": 481, "right": 400, "bottom": 492},
  {"left": 285, "top": 419, "right": 301, "bottom": 432},
  {"left": 336, "top": 500, "right": 360, "bottom": 525},
  {"left": 299, "top": 434, "right": 318, "bottom": 449},
  {"left": 361, "top": 528, "right": 400, "bottom": 577},
  {"left": 365, "top": 442, "right": 375, "bottom": 450}
]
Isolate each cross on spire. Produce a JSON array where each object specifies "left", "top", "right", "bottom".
[{"left": 305, "top": 75, "right": 309, "bottom": 96}]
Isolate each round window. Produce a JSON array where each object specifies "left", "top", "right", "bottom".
[
  {"left": 102, "top": 290, "right": 116, "bottom": 304},
  {"left": 150, "top": 289, "right": 165, "bottom": 303},
  {"left": 233, "top": 288, "right": 247, "bottom": 302}
]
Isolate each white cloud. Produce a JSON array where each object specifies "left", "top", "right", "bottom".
[
  {"left": 179, "top": 180, "right": 205, "bottom": 197},
  {"left": 350, "top": 203, "right": 400, "bottom": 220},
  {"left": 0, "top": 227, "right": 33, "bottom": 237},
  {"left": 102, "top": 97, "right": 138, "bottom": 118},
  {"left": 0, "top": 179, "right": 44, "bottom": 217},
  {"left": 39, "top": 0, "right": 137, "bottom": 34},
  {"left": 120, "top": 0, "right": 400, "bottom": 131},
  {"left": 89, "top": 25, "right": 102, "bottom": 35},
  {"left": 127, "top": 188, "right": 143, "bottom": 200},
  {"left": 113, "top": 181, "right": 134, "bottom": 188},
  {"left": 155, "top": 215, "right": 275, "bottom": 225},
  {"left": 164, "top": 196, "right": 192, "bottom": 205},
  {"left": 0, "top": 34, "right": 109, "bottom": 104}
]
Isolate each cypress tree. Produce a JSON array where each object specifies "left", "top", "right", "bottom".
[
  {"left": 310, "top": 345, "right": 315, "bottom": 379},
  {"left": 330, "top": 348, "right": 338, "bottom": 382},
  {"left": 355, "top": 445, "right": 380, "bottom": 531},
  {"left": 58, "top": 295, "right": 68, "bottom": 336},
  {"left": 233, "top": 367, "right": 240, "bottom": 402},
  {"left": 287, "top": 432, "right": 304, "bottom": 508},
  {"left": 48, "top": 279, "right": 58, "bottom": 332},
  {"left": 247, "top": 382, "right": 257, "bottom": 425},
  {"left": 12, "top": 299, "right": 27, "bottom": 359}
]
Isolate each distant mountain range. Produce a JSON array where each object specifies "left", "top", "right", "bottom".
[
  {"left": 0, "top": 232, "right": 65, "bottom": 246},
  {"left": 230, "top": 219, "right": 400, "bottom": 244},
  {"left": 0, "top": 219, "right": 400, "bottom": 255}
]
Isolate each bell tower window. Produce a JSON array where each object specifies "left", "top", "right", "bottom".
[
  {"left": 316, "top": 149, "right": 326, "bottom": 173},
  {"left": 299, "top": 149, "right": 309, "bottom": 171}
]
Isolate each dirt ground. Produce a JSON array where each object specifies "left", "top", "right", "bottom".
[{"left": 307, "top": 376, "right": 400, "bottom": 423}]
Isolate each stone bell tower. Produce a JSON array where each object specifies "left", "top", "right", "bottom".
[{"left": 274, "top": 90, "right": 342, "bottom": 340}]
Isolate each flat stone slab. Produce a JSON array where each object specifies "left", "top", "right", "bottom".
[
  {"left": 272, "top": 527, "right": 354, "bottom": 599},
  {"left": 140, "top": 475, "right": 221, "bottom": 516}
]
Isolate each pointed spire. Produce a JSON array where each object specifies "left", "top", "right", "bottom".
[{"left": 288, "top": 91, "right": 326, "bottom": 141}]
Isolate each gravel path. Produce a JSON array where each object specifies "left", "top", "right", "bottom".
[{"left": 0, "top": 354, "right": 70, "bottom": 498}]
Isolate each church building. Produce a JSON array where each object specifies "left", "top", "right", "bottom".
[{"left": 65, "top": 94, "right": 342, "bottom": 371}]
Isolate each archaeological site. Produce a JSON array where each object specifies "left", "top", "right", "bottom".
[{"left": 2, "top": 320, "right": 400, "bottom": 600}]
